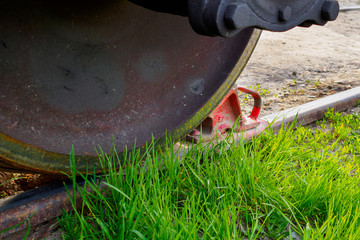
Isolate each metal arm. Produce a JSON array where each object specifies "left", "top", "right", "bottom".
[
  {"left": 188, "top": 0, "right": 339, "bottom": 37},
  {"left": 130, "top": 0, "right": 339, "bottom": 37}
]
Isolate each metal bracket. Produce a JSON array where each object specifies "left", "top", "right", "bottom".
[
  {"left": 188, "top": 0, "right": 340, "bottom": 37},
  {"left": 186, "top": 87, "right": 268, "bottom": 143},
  {"left": 129, "top": 0, "right": 339, "bottom": 37}
]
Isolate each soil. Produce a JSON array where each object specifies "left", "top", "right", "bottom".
[
  {"left": 0, "top": 173, "right": 66, "bottom": 198},
  {"left": 237, "top": 2, "right": 360, "bottom": 116}
]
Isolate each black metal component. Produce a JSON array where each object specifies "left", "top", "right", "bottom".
[
  {"left": 321, "top": 0, "right": 340, "bottom": 21},
  {"left": 187, "top": 0, "right": 340, "bottom": 37},
  {"left": 278, "top": 6, "right": 292, "bottom": 22},
  {"left": 130, "top": 0, "right": 339, "bottom": 37}
]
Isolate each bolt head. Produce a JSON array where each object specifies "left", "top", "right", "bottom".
[
  {"left": 278, "top": 6, "right": 292, "bottom": 22},
  {"left": 321, "top": 0, "right": 339, "bottom": 21},
  {"left": 224, "top": 4, "right": 250, "bottom": 30},
  {"left": 224, "top": 4, "right": 238, "bottom": 29}
]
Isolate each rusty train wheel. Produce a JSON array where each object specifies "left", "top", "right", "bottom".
[{"left": 0, "top": 0, "right": 261, "bottom": 173}]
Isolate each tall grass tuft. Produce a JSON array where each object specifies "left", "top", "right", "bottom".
[{"left": 58, "top": 109, "right": 360, "bottom": 239}]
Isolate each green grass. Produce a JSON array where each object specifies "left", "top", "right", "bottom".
[{"left": 58, "top": 109, "right": 360, "bottom": 239}]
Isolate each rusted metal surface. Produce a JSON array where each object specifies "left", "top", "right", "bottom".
[
  {"left": 0, "top": 178, "right": 108, "bottom": 239},
  {"left": 0, "top": 0, "right": 261, "bottom": 173},
  {"left": 0, "top": 180, "right": 78, "bottom": 239}
]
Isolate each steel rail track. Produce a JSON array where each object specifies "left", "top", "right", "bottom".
[
  {"left": 340, "top": 6, "right": 360, "bottom": 12},
  {"left": 1, "top": 86, "right": 360, "bottom": 239}
]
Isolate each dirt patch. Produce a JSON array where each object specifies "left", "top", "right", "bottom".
[
  {"left": 0, "top": 173, "right": 66, "bottom": 198},
  {"left": 237, "top": 5, "right": 360, "bottom": 116}
]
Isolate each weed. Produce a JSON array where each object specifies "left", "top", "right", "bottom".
[
  {"left": 356, "top": 100, "right": 360, "bottom": 107},
  {"left": 244, "top": 84, "right": 271, "bottom": 99},
  {"left": 240, "top": 84, "right": 270, "bottom": 109},
  {"left": 59, "top": 109, "right": 360, "bottom": 239}
]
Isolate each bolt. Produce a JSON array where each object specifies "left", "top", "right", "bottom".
[
  {"left": 224, "top": 4, "right": 251, "bottom": 30},
  {"left": 321, "top": 0, "right": 339, "bottom": 21},
  {"left": 278, "top": 6, "right": 292, "bottom": 22}
]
